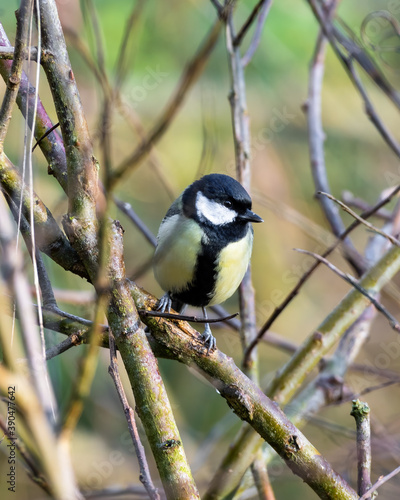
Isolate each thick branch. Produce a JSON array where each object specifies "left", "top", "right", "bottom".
[
  {"left": 63, "top": 215, "right": 200, "bottom": 499},
  {"left": 108, "top": 330, "right": 160, "bottom": 500},
  {"left": 131, "top": 283, "right": 357, "bottom": 499},
  {"left": 205, "top": 240, "right": 400, "bottom": 498},
  {"left": 39, "top": 0, "right": 98, "bottom": 220},
  {"left": 0, "top": 23, "right": 68, "bottom": 191}
]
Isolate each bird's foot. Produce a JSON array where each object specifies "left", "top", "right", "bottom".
[
  {"left": 157, "top": 292, "right": 172, "bottom": 313},
  {"left": 202, "top": 323, "right": 216, "bottom": 353}
]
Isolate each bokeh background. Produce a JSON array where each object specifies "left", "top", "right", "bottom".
[{"left": 1, "top": 0, "right": 400, "bottom": 498}]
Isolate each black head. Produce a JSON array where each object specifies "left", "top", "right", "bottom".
[{"left": 182, "top": 174, "right": 263, "bottom": 227}]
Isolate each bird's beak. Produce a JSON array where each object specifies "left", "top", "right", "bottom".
[{"left": 239, "top": 209, "right": 263, "bottom": 223}]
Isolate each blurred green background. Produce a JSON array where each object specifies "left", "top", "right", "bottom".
[{"left": 1, "top": 0, "right": 400, "bottom": 498}]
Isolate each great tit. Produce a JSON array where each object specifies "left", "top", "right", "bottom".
[{"left": 153, "top": 173, "right": 263, "bottom": 351}]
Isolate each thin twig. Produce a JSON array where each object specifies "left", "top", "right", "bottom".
[
  {"left": 114, "top": 0, "right": 145, "bottom": 88},
  {"left": 332, "top": 379, "right": 400, "bottom": 407},
  {"left": 59, "top": 299, "right": 101, "bottom": 441},
  {"left": 224, "top": 4, "right": 261, "bottom": 378},
  {"left": 351, "top": 400, "right": 372, "bottom": 497},
  {"left": 210, "top": 0, "right": 224, "bottom": 16},
  {"left": 295, "top": 248, "right": 400, "bottom": 332},
  {"left": 113, "top": 197, "right": 157, "bottom": 247},
  {"left": 241, "top": 0, "right": 272, "bottom": 67},
  {"left": 320, "top": 191, "right": 400, "bottom": 247},
  {"left": 45, "top": 333, "right": 85, "bottom": 360},
  {"left": 84, "top": 0, "right": 106, "bottom": 80},
  {"left": 359, "top": 465, "right": 400, "bottom": 500},
  {"left": 234, "top": 0, "right": 268, "bottom": 47},
  {"left": 32, "top": 122, "right": 60, "bottom": 151},
  {"left": 0, "top": 193, "right": 57, "bottom": 424},
  {"left": 341, "top": 191, "right": 392, "bottom": 221},
  {"left": 83, "top": 485, "right": 152, "bottom": 499},
  {"left": 0, "top": 0, "right": 32, "bottom": 147},
  {"left": 0, "top": 45, "right": 38, "bottom": 60},
  {"left": 251, "top": 450, "right": 276, "bottom": 500},
  {"left": 307, "top": 0, "right": 400, "bottom": 110},
  {"left": 346, "top": 56, "right": 400, "bottom": 159},
  {"left": 108, "top": 330, "right": 160, "bottom": 500},
  {"left": 305, "top": 4, "right": 364, "bottom": 274},
  {"left": 141, "top": 309, "right": 238, "bottom": 323},
  {"left": 244, "top": 184, "right": 400, "bottom": 366}
]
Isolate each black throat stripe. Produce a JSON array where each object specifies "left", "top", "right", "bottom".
[{"left": 171, "top": 223, "right": 251, "bottom": 307}]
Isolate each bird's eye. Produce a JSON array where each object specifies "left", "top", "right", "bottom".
[{"left": 223, "top": 200, "right": 233, "bottom": 208}]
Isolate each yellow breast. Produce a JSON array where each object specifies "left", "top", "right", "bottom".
[{"left": 209, "top": 229, "right": 253, "bottom": 305}]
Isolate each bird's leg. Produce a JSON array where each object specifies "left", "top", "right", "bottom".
[
  {"left": 157, "top": 292, "right": 172, "bottom": 313},
  {"left": 201, "top": 307, "right": 216, "bottom": 353}
]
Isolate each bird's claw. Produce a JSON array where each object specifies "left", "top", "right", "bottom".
[
  {"left": 202, "top": 324, "right": 216, "bottom": 354},
  {"left": 157, "top": 292, "right": 172, "bottom": 313}
]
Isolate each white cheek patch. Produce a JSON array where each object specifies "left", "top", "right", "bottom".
[{"left": 196, "top": 192, "right": 236, "bottom": 225}]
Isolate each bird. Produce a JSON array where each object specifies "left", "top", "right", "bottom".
[{"left": 153, "top": 173, "right": 263, "bottom": 352}]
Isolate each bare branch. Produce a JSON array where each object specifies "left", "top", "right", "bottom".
[
  {"left": 45, "top": 333, "right": 84, "bottom": 360},
  {"left": 234, "top": 0, "right": 270, "bottom": 48},
  {"left": 320, "top": 191, "right": 400, "bottom": 248},
  {"left": 0, "top": 0, "right": 32, "bottom": 148},
  {"left": 142, "top": 309, "right": 238, "bottom": 323},
  {"left": 225, "top": 7, "right": 261, "bottom": 377},
  {"left": 59, "top": 303, "right": 101, "bottom": 441},
  {"left": 0, "top": 194, "right": 57, "bottom": 423},
  {"left": 108, "top": 330, "right": 160, "bottom": 500},
  {"left": 295, "top": 248, "right": 400, "bottom": 331},
  {"left": 307, "top": 0, "right": 400, "bottom": 110},
  {"left": 241, "top": 0, "right": 272, "bottom": 67},
  {"left": 341, "top": 191, "right": 392, "bottom": 221},
  {"left": 114, "top": 0, "right": 145, "bottom": 88},
  {"left": 0, "top": 153, "right": 90, "bottom": 280},
  {"left": 39, "top": 0, "right": 98, "bottom": 221},
  {"left": 251, "top": 451, "right": 276, "bottom": 500},
  {"left": 113, "top": 197, "right": 157, "bottom": 247},
  {"left": 0, "top": 45, "right": 38, "bottom": 60},
  {"left": 132, "top": 283, "right": 358, "bottom": 499},
  {"left": 351, "top": 400, "right": 372, "bottom": 497},
  {"left": 346, "top": 56, "right": 400, "bottom": 159},
  {"left": 305, "top": 7, "right": 364, "bottom": 274},
  {"left": 359, "top": 465, "right": 400, "bottom": 500}
]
